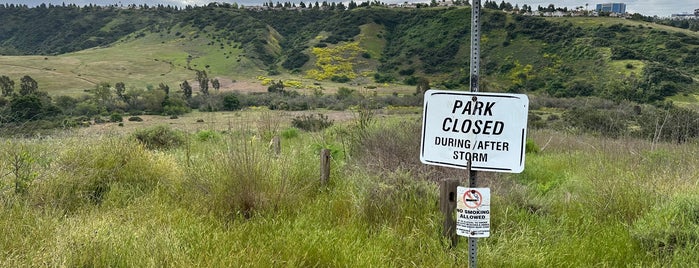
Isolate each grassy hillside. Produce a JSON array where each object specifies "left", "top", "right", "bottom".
[{"left": 1, "top": 5, "right": 698, "bottom": 104}]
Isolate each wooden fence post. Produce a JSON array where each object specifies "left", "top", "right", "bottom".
[
  {"left": 440, "top": 178, "right": 460, "bottom": 248},
  {"left": 271, "top": 135, "right": 281, "bottom": 155},
  {"left": 320, "top": 148, "right": 330, "bottom": 185}
]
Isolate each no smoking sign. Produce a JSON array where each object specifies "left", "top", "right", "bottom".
[
  {"left": 463, "top": 189, "right": 483, "bottom": 208},
  {"left": 456, "top": 187, "right": 490, "bottom": 238}
]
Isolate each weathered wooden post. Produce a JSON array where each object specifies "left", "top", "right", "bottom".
[
  {"left": 271, "top": 135, "right": 281, "bottom": 155},
  {"left": 320, "top": 148, "right": 330, "bottom": 185},
  {"left": 440, "top": 178, "right": 460, "bottom": 248}
]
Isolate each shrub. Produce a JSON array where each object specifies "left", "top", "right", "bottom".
[
  {"left": 281, "top": 127, "right": 299, "bottom": 139},
  {"left": 398, "top": 68, "right": 415, "bottom": 76},
  {"left": 223, "top": 94, "right": 241, "bottom": 111},
  {"left": 93, "top": 117, "right": 107, "bottom": 124},
  {"left": 373, "top": 73, "right": 394, "bottom": 83},
  {"left": 336, "top": 87, "right": 355, "bottom": 100},
  {"left": 196, "top": 130, "right": 221, "bottom": 142},
  {"left": 525, "top": 139, "right": 540, "bottom": 154},
  {"left": 404, "top": 76, "right": 418, "bottom": 86},
  {"left": 0, "top": 141, "right": 47, "bottom": 195},
  {"left": 563, "top": 107, "right": 626, "bottom": 137},
  {"left": 110, "top": 113, "right": 123, "bottom": 122},
  {"left": 32, "top": 138, "right": 179, "bottom": 211},
  {"left": 132, "top": 125, "right": 186, "bottom": 150},
  {"left": 162, "top": 96, "right": 191, "bottom": 116},
  {"left": 128, "top": 116, "right": 143, "bottom": 122},
  {"left": 330, "top": 75, "right": 351, "bottom": 83},
  {"left": 291, "top": 113, "right": 333, "bottom": 132},
  {"left": 184, "top": 134, "right": 318, "bottom": 220}
]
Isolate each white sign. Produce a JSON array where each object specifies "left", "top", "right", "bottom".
[
  {"left": 456, "top": 187, "right": 490, "bottom": 238},
  {"left": 420, "top": 90, "right": 529, "bottom": 173}
]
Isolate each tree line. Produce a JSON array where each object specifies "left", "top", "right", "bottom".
[{"left": 0, "top": 71, "right": 424, "bottom": 136}]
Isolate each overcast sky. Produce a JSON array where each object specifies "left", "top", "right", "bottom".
[{"left": 5, "top": 0, "right": 697, "bottom": 17}]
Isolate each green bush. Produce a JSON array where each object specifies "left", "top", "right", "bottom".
[
  {"left": 196, "top": 129, "right": 221, "bottom": 142},
  {"left": 291, "top": 113, "right": 333, "bottom": 132},
  {"left": 525, "top": 139, "right": 540, "bottom": 154},
  {"left": 330, "top": 75, "right": 351, "bottom": 83},
  {"left": 281, "top": 127, "right": 299, "bottom": 139},
  {"left": 336, "top": 87, "right": 355, "bottom": 100},
  {"left": 32, "top": 138, "right": 179, "bottom": 211},
  {"left": 563, "top": 107, "right": 626, "bottom": 137},
  {"left": 223, "top": 94, "right": 241, "bottom": 111},
  {"left": 132, "top": 125, "right": 186, "bottom": 150},
  {"left": 109, "top": 113, "right": 123, "bottom": 122},
  {"left": 128, "top": 116, "right": 143, "bottom": 122}
]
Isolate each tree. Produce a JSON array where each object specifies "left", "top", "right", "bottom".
[
  {"left": 158, "top": 83, "right": 170, "bottom": 95},
  {"left": 484, "top": 0, "right": 499, "bottom": 9},
  {"left": 415, "top": 77, "right": 430, "bottom": 95},
  {"left": 115, "top": 82, "right": 126, "bottom": 100},
  {"left": 211, "top": 78, "right": 220, "bottom": 91},
  {"left": 0, "top": 75, "right": 14, "bottom": 97},
  {"left": 223, "top": 94, "right": 241, "bottom": 111},
  {"left": 9, "top": 94, "right": 43, "bottom": 121},
  {"left": 267, "top": 80, "right": 285, "bottom": 93},
  {"left": 19, "top": 75, "right": 38, "bottom": 96},
  {"left": 196, "top": 70, "right": 209, "bottom": 95},
  {"left": 93, "top": 82, "right": 112, "bottom": 103},
  {"left": 180, "top": 80, "right": 192, "bottom": 99}
]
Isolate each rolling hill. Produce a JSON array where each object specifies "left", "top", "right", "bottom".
[{"left": 0, "top": 4, "right": 698, "bottom": 104}]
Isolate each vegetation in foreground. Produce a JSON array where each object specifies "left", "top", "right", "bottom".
[{"left": 1, "top": 111, "right": 698, "bottom": 267}]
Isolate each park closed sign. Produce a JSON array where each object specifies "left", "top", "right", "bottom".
[{"left": 420, "top": 90, "right": 529, "bottom": 173}]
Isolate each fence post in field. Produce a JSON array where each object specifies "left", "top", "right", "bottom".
[
  {"left": 440, "top": 178, "right": 460, "bottom": 248},
  {"left": 320, "top": 148, "right": 331, "bottom": 185},
  {"left": 272, "top": 135, "right": 281, "bottom": 155}
]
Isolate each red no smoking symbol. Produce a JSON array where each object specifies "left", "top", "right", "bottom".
[{"left": 463, "top": 189, "right": 482, "bottom": 208}]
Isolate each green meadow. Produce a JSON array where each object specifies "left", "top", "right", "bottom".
[
  {"left": 1, "top": 6, "right": 699, "bottom": 266},
  {"left": 1, "top": 110, "right": 698, "bottom": 267}
]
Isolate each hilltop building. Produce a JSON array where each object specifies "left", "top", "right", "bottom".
[
  {"left": 670, "top": 8, "right": 699, "bottom": 19},
  {"left": 596, "top": 3, "right": 626, "bottom": 14}
]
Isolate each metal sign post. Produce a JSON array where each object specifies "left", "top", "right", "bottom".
[
  {"left": 469, "top": 0, "right": 481, "bottom": 267},
  {"left": 422, "top": 1, "right": 529, "bottom": 267}
]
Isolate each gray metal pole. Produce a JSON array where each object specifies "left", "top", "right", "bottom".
[
  {"left": 470, "top": 0, "right": 481, "bottom": 94},
  {"left": 469, "top": 0, "right": 481, "bottom": 267}
]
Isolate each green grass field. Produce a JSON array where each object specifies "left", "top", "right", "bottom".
[
  {"left": 1, "top": 110, "right": 698, "bottom": 267},
  {"left": 1, "top": 11, "right": 699, "bottom": 266}
]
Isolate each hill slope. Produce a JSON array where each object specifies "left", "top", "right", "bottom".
[{"left": 0, "top": 5, "right": 698, "bottom": 104}]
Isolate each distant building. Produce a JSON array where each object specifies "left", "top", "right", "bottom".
[
  {"left": 670, "top": 8, "right": 699, "bottom": 19},
  {"left": 596, "top": 3, "right": 626, "bottom": 14},
  {"left": 671, "top": 13, "right": 697, "bottom": 19}
]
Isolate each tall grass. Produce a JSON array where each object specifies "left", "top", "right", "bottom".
[{"left": 0, "top": 115, "right": 698, "bottom": 266}]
